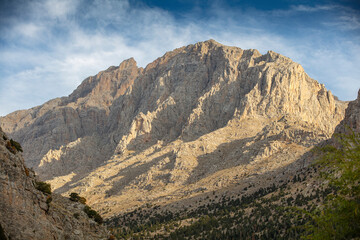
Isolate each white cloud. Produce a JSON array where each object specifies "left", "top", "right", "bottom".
[
  {"left": 329, "top": 15, "right": 360, "bottom": 30},
  {"left": 43, "top": 0, "right": 79, "bottom": 19},
  {"left": 290, "top": 4, "right": 335, "bottom": 12},
  {"left": 13, "top": 23, "right": 43, "bottom": 39}
]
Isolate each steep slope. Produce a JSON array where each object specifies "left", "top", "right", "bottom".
[
  {"left": 0, "top": 58, "right": 141, "bottom": 180},
  {"left": 0, "top": 40, "right": 347, "bottom": 217},
  {"left": 107, "top": 88, "right": 360, "bottom": 240},
  {"left": 0, "top": 128, "right": 109, "bottom": 240}
]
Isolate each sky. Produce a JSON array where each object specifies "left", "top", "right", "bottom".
[{"left": 0, "top": 0, "right": 359, "bottom": 116}]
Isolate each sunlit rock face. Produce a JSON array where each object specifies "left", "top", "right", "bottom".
[{"left": 0, "top": 40, "right": 347, "bottom": 217}]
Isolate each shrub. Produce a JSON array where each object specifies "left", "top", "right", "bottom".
[
  {"left": 46, "top": 195, "right": 52, "bottom": 204},
  {"left": 35, "top": 181, "right": 52, "bottom": 194},
  {"left": 5, "top": 139, "right": 23, "bottom": 154},
  {"left": 79, "top": 197, "right": 87, "bottom": 204},
  {"left": 83, "top": 205, "right": 91, "bottom": 213},
  {"left": 69, "top": 192, "right": 87, "bottom": 204},
  {"left": 84, "top": 206, "right": 97, "bottom": 218},
  {"left": 94, "top": 213, "right": 103, "bottom": 224},
  {"left": 83, "top": 205, "right": 103, "bottom": 224},
  {"left": 70, "top": 192, "right": 80, "bottom": 201},
  {"left": 10, "top": 139, "right": 23, "bottom": 152},
  {"left": 5, "top": 141, "right": 16, "bottom": 154},
  {"left": 73, "top": 212, "right": 80, "bottom": 219}
]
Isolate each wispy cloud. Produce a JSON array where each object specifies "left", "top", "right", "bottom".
[
  {"left": 328, "top": 15, "right": 360, "bottom": 30},
  {"left": 0, "top": 0, "right": 359, "bottom": 116},
  {"left": 290, "top": 4, "right": 336, "bottom": 12}
]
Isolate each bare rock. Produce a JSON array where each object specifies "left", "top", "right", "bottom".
[
  {"left": 0, "top": 128, "right": 109, "bottom": 240},
  {"left": 335, "top": 89, "right": 360, "bottom": 134},
  {"left": 0, "top": 40, "right": 349, "bottom": 217}
]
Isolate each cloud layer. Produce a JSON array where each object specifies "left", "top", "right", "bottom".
[{"left": 0, "top": 0, "right": 359, "bottom": 116}]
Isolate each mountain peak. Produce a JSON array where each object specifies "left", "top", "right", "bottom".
[
  {"left": 64, "top": 56, "right": 140, "bottom": 107},
  {"left": 0, "top": 40, "right": 348, "bottom": 217},
  {"left": 197, "top": 39, "right": 223, "bottom": 46},
  {"left": 120, "top": 57, "right": 137, "bottom": 67}
]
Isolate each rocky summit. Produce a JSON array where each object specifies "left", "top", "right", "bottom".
[{"left": 1, "top": 40, "right": 348, "bottom": 217}]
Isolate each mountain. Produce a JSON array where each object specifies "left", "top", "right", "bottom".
[
  {"left": 0, "top": 128, "right": 109, "bottom": 240},
  {"left": 106, "top": 91, "right": 360, "bottom": 239},
  {"left": 0, "top": 40, "right": 348, "bottom": 218}
]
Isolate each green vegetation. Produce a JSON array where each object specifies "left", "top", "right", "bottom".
[
  {"left": 46, "top": 195, "right": 52, "bottom": 204},
  {"left": 106, "top": 179, "right": 330, "bottom": 239},
  {"left": 35, "top": 181, "right": 52, "bottom": 194},
  {"left": 303, "top": 132, "right": 360, "bottom": 239},
  {"left": 5, "top": 138, "right": 23, "bottom": 154},
  {"left": 84, "top": 205, "right": 103, "bottom": 224},
  {"left": 69, "top": 192, "right": 103, "bottom": 224},
  {"left": 5, "top": 141, "right": 14, "bottom": 154},
  {"left": 69, "top": 192, "right": 87, "bottom": 204},
  {"left": 106, "top": 133, "right": 360, "bottom": 239},
  {"left": 10, "top": 139, "right": 23, "bottom": 152},
  {"left": 102, "top": 132, "right": 359, "bottom": 239}
]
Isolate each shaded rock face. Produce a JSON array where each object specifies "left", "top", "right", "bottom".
[
  {"left": 0, "top": 40, "right": 348, "bottom": 216},
  {"left": 335, "top": 89, "right": 360, "bottom": 134},
  {"left": 0, "top": 128, "right": 109, "bottom": 240}
]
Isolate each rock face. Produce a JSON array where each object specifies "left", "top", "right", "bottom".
[
  {"left": 0, "top": 40, "right": 348, "bottom": 217},
  {"left": 0, "top": 128, "right": 109, "bottom": 240},
  {"left": 0, "top": 58, "right": 141, "bottom": 180},
  {"left": 335, "top": 89, "right": 360, "bottom": 134}
]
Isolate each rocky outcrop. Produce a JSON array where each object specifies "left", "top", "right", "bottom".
[
  {"left": 335, "top": 89, "right": 360, "bottom": 134},
  {"left": 0, "top": 40, "right": 348, "bottom": 217},
  {"left": 0, "top": 128, "right": 109, "bottom": 240}
]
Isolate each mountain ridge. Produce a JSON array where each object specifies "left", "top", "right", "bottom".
[{"left": 0, "top": 40, "right": 348, "bottom": 217}]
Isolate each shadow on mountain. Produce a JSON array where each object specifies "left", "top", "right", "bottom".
[
  {"left": 8, "top": 106, "right": 116, "bottom": 179},
  {"left": 108, "top": 49, "right": 262, "bottom": 156},
  {"left": 185, "top": 127, "right": 316, "bottom": 185},
  {"left": 156, "top": 147, "right": 315, "bottom": 213},
  {"left": 104, "top": 151, "right": 176, "bottom": 197},
  {"left": 6, "top": 46, "right": 264, "bottom": 190}
]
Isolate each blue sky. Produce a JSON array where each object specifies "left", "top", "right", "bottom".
[{"left": 0, "top": 0, "right": 359, "bottom": 116}]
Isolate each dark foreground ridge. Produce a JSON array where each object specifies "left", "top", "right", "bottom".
[{"left": 0, "top": 127, "right": 109, "bottom": 240}]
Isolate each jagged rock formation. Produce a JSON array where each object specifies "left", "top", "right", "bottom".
[
  {"left": 0, "top": 128, "right": 109, "bottom": 240},
  {"left": 0, "top": 40, "right": 348, "bottom": 217}
]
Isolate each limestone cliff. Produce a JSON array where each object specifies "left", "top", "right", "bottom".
[
  {"left": 0, "top": 128, "right": 109, "bottom": 240},
  {"left": 0, "top": 40, "right": 348, "bottom": 217}
]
